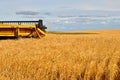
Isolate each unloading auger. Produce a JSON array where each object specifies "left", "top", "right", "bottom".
[{"left": 0, "top": 20, "right": 47, "bottom": 38}]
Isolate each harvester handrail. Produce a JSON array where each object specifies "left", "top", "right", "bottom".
[{"left": 0, "top": 20, "right": 42, "bottom": 25}]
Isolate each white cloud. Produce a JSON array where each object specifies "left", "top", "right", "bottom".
[{"left": 64, "top": 0, "right": 120, "bottom": 11}]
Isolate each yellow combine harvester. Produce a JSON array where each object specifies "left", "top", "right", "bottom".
[{"left": 0, "top": 20, "right": 47, "bottom": 38}]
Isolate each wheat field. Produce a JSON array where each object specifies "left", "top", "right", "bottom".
[{"left": 0, "top": 30, "right": 120, "bottom": 80}]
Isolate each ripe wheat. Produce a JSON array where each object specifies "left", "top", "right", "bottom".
[{"left": 0, "top": 30, "right": 120, "bottom": 80}]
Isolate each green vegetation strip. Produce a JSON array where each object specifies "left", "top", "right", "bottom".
[{"left": 47, "top": 31, "right": 98, "bottom": 35}]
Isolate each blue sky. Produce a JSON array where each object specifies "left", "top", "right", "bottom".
[
  {"left": 0, "top": 0, "right": 120, "bottom": 15},
  {"left": 0, "top": 0, "right": 120, "bottom": 31}
]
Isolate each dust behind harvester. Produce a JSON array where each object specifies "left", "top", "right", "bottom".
[{"left": 0, "top": 20, "right": 47, "bottom": 38}]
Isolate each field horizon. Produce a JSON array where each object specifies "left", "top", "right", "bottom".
[{"left": 0, "top": 29, "right": 120, "bottom": 80}]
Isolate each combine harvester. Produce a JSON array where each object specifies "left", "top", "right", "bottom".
[{"left": 0, "top": 20, "right": 47, "bottom": 38}]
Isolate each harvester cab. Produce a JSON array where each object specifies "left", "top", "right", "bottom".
[{"left": 0, "top": 20, "right": 47, "bottom": 38}]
